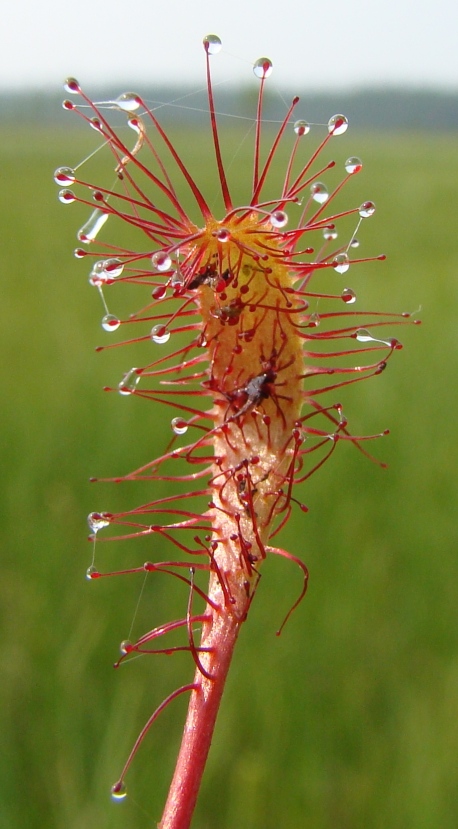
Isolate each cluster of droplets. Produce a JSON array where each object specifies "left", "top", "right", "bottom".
[
  {"left": 54, "top": 33, "right": 381, "bottom": 340},
  {"left": 55, "top": 36, "right": 407, "bottom": 808}
]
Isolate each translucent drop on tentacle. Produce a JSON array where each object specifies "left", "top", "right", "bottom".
[
  {"left": 341, "top": 287, "right": 357, "bottom": 304},
  {"left": 152, "top": 284, "right": 167, "bottom": 300},
  {"left": 120, "top": 640, "right": 133, "bottom": 655},
  {"left": 359, "top": 200, "right": 376, "bottom": 218},
  {"left": 253, "top": 57, "right": 273, "bottom": 79},
  {"left": 87, "top": 512, "right": 111, "bottom": 532},
  {"left": 102, "top": 258, "right": 124, "bottom": 277},
  {"left": 86, "top": 565, "right": 99, "bottom": 580},
  {"left": 151, "top": 324, "right": 170, "bottom": 344},
  {"left": 89, "top": 261, "right": 110, "bottom": 287},
  {"left": 74, "top": 248, "right": 87, "bottom": 259},
  {"left": 90, "top": 117, "right": 103, "bottom": 133},
  {"left": 203, "top": 34, "right": 222, "bottom": 55},
  {"left": 309, "top": 312, "right": 321, "bottom": 327},
  {"left": 151, "top": 251, "right": 172, "bottom": 272},
  {"left": 350, "top": 238, "right": 360, "bottom": 248},
  {"left": 115, "top": 92, "right": 141, "bottom": 111},
  {"left": 355, "top": 328, "right": 376, "bottom": 343},
  {"left": 101, "top": 314, "right": 121, "bottom": 332},
  {"left": 63, "top": 77, "right": 80, "bottom": 94},
  {"left": 215, "top": 228, "right": 230, "bottom": 242},
  {"left": 77, "top": 209, "right": 109, "bottom": 243},
  {"left": 310, "top": 182, "right": 329, "bottom": 204},
  {"left": 171, "top": 269, "right": 185, "bottom": 288},
  {"left": 323, "top": 227, "right": 338, "bottom": 241},
  {"left": 328, "top": 114, "right": 348, "bottom": 136},
  {"left": 111, "top": 781, "right": 127, "bottom": 802},
  {"left": 333, "top": 253, "right": 350, "bottom": 274},
  {"left": 54, "top": 166, "right": 76, "bottom": 185},
  {"left": 118, "top": 368, "right": 140, "bottom": 396},
  {"left": 345, "top": 156, "right": 363, "bottom": 174},
  {"left": 171, "top": 417, "right": 189, "bottom": 435},
  {"left": 270, "top": 210, "right": 288, "bottom": 228},
  {"left": 294, "top": 120, "right": 310, "bottom": 136},
  {"left": 58, "top": 189, "right": 76, "bottom": 204},
  {"left": 127, "top": 116, "right": 143, "bottom": 135},
  {"left": 89, "top": 273, "right": 108, "bottom": 288}
]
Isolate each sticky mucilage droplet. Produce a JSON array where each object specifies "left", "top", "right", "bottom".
[
  {"left": 333, "top": 253, "right": 350, "bottom": 274},
  {"left": 87, "top": 512, "right": 111, "bottom": 532},
  {"left": 203, "top": 34, "right": 222, "bottom": 55},
  {"left": 171, "top": 417, "right": 189, "bottom": 435},
  {"left": 253, "top": 57, "right": 273, "bottom": 79},
  {"left": 152, "top": 252, "right": 172, "bottom": 272},
  {"left": 328, "top": 114, "right": 348, "bottom": 136},
  {"left": 294, "top": 120, "right": 310, "bottom": 136},
  {"left": 77, "top": 209, "right": 109, "bottom": 243},
  {"left": 101, "top": 314, "right": 121, "bottom": 332},
  {"left": 54, "top": 166, "right": 76, "bottom": 185},
  {"left": 151, "top": 325, "right": 170, "bottom": 344},
  {"left": 311, "top": 183, "right": 329, "bottom": 204}
]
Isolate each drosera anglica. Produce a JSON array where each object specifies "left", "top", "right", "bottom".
[{"left": 56, "top": 33, "right": 419, "bottom": 829}]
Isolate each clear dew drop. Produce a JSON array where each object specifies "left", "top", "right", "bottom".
[
  {"left": 89, "top": 273, "right": 109, "bottom": 288},
  {"left": 120, "top": 640, "right": 133, "bottom": 655},
  {"left": 328, "top": 114, "right": 349, "bottom": 136},
  {"left": 359, "top": 200, "right": 376, "bottom": 218},
  {"left": 89, "top": 261, "right": 111, "bottom": 287},
  {"left": 86, "top": 565, "right": 99, "bottom": 580},
  {"left": 341, "top": 287, "right": 357, "bottom": 304},
  {"left": 115, "top": 92, "right": 141, "bottom": 111},
  {"left": 323, "top": 227, "right": 338, "bottom": 241},
  {"left": 309, "top": 312, "right": 320, "bottom": 326},
  {"left": 87, "top": 512, "right": 111, "bottom": 532},
  {"left": 151, "top": 251, "right": 172, "bottom": 272},
  {"left": 171, "top": 417, "right": 189, "bottom": 435},
  {"left": 355, "top": 328, "right": 375, "bottom": 343},
  {"left": 215, "top": 227, "right": 230, "bottom": 242},
  {"left": 152, "top": 284, "right": 167, "bottom": 300},
  {"left": 89, "top": 117, "right": 103, "bottom": 133},
  {"left": 58, "top": 189, "right": 76, "bottom": 204},
  {"left": 63, "top": 77, "right": 80, "bottom": 94},
  {"left": 54, "top": 166, "right": 76, "bottom": 185},
  {"left": 203, "top": 34, "right": 222, "bottom": 55},
  {"left": 118, "top": 367, "right": 140, "bottom": 396},
  {"left": 102, "top": 258, "right": 124, "bottom": 277},
  {"left": 355, "top": 328, "right": 394, "bottom": 347},
  {"left": 270, "top": 210, "right": 288, "bottom": 228},
  {"left": 111, "top": 781, "right": 127, "bottom": 802},
  {"left": 127, "top": 116, "right": 143, "bottom": 135},
  {"left": 311, "top": 182, "right": 329, "bottom": 204},
  {"left": 350, "top": 237, "right": 360, "bottom": 248},
  {"left": 333, "top": 253, "right": 350, "bottom": 274},
  {"left": 151, "top": 324, "right": 170, "bottom": 344},
  {"left": 77, "top": 209, "right": 109, "bottom": 243},
  {"left": 253, "top": 57, "right": 273, "bottom": 79},
  {"left": 294, "top": 120, "right": 310, "bottom": 136},
  {"left": 345, "top": 156, "right": 363, "bottom": 174},
  {"left": 101, "top": 314, "right": 121, "bottom": 332},
  {"left": 74, "top": 248, "right": 87, "bottom": 259},
  {"left": 171, "top": 269, "right": 185, "bottom": 288}
]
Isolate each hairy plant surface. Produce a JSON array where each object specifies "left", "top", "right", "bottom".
[{"left": 55, "top": 34, "right": 416, "bottom": 829}]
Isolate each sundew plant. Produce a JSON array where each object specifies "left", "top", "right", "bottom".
[{"left": 55, "top": 34, "right": 417, "bottom": 829}]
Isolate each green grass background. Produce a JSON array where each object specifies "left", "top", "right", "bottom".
[{"left": 1, "top": 118, "right": 457, "bottom": 829}]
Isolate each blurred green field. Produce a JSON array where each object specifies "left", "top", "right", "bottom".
[{"left": 1, "top": 119, "right": 457, "bottom": 829}]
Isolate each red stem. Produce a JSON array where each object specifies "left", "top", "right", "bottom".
[{"left": 158, "top": 604, "right": 242, "bottom": 829}]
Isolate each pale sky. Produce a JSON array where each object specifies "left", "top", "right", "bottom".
[{"left": 1, "top": 0, "right": 457, "bottom": 92}]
